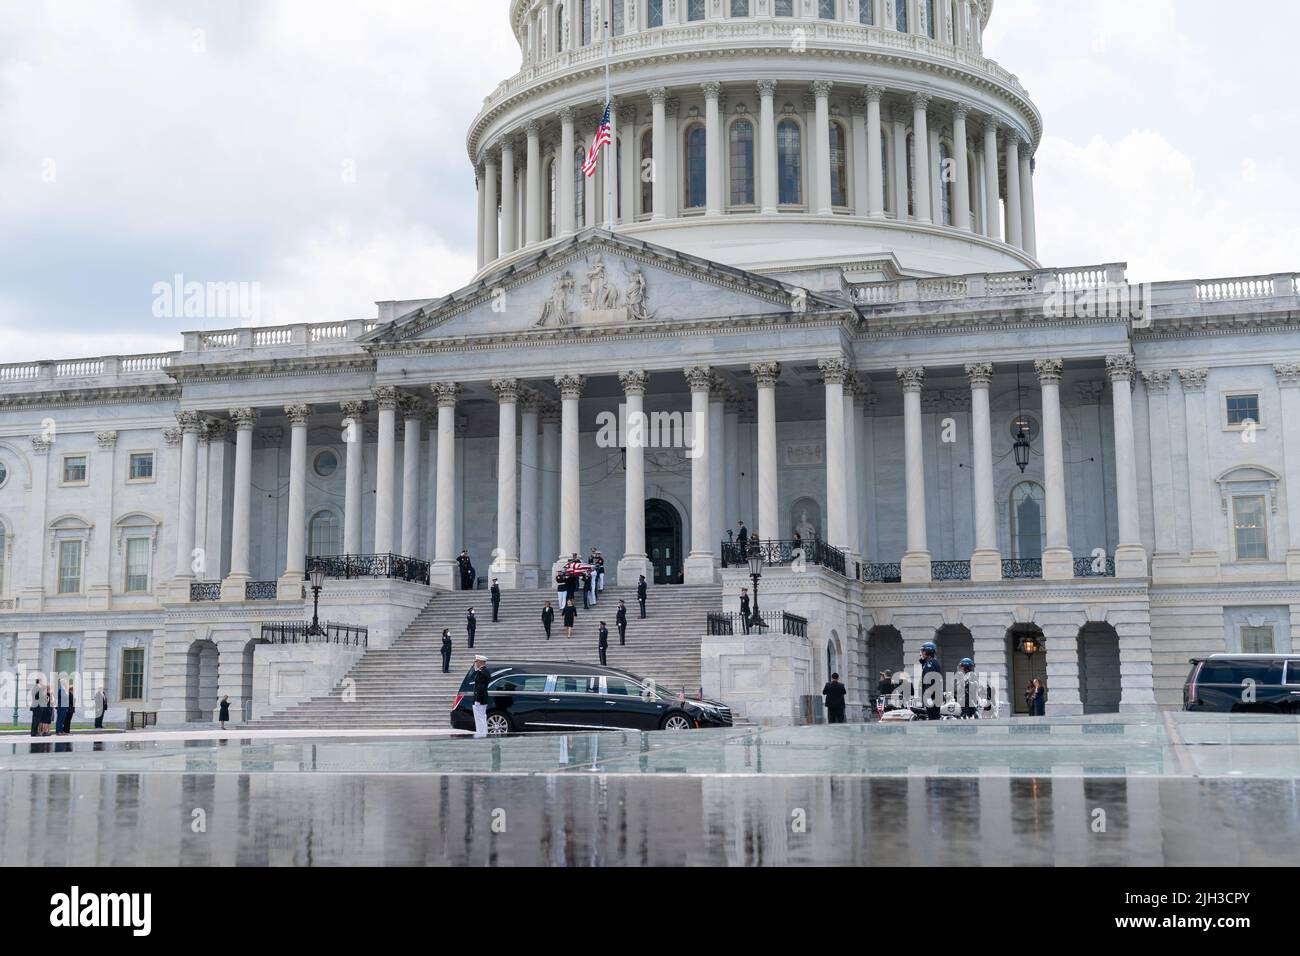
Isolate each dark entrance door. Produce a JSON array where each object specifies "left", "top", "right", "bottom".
[{"left": 645, "top": 499, "right": 682, "bottom": 584}]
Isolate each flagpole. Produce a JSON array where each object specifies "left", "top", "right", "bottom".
[{"left": 603, "top": 17, "right": 613, "bottom": 231}]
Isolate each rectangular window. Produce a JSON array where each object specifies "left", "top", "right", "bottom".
[
  {"left": 53, "top": 649, "right": 77, "bottom": 683},
  {"left": 775, "top": 0, "right": 794, "bottom": 15},
  {"left": 62, "top": 455, "right": 87, "bottom": 484},
  {"left": 1241, "top": 626, "right": 1275, "bottom": 655},
  {"left": 612, "top": 0, "right": 624, "bottom": 35},
  {"left": 125, "top": 537, "right": 150, "bottom": 592},
  {"left": 1225, "top": 393, "right": 1260, "bottom": 427},
  {"left": 730, "top": 0, "right": 750, "bottom": 15},
  {"left": 895, "top": 0, "right": 908, "bottom": 31},
  {"left": 583, "top": 0, "right": 593, "bottom": 42},
  {"left": 121, "top": 647, "right": 145, "bottom": 701},
  {"left": 128, "top": 452, "right": 154, "bottom": 481},
  {"left": 688, "top": 0, "right": 706, "bottom": 20},
  {"left": 860, "top": 0, "right": 875, "bottom": 24},
  {"left": 648, "top": 0, "right": 663, "bottom": 28},
  {"left": 1233, "top": 495, "right": 1268, "bottom": 561},
  {"left": 57, "top": 540, "right": 82, "bottom": 594},
  {"left": 820, "top": 0, "right": 837, "bottom": 18}
]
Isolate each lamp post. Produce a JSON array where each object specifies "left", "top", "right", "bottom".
[
  {"left": 746, "top": 538, "right": 766, "bottom": 631},
  {"left": 10, "top": 635, "right": 18, "bottom": 725},
  {"left": 307, "top": 564, "right": 326, "bottom": 637}
]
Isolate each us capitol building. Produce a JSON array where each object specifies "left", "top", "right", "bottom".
[{"left": 2, "top": 0, "right": 1297, "bottom": 725}]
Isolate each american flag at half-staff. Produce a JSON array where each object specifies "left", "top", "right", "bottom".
[{"left": 581, "top": 102, "right": 612, "bottom": 177}]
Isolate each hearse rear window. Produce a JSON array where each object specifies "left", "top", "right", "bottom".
[{"left": 1198, "top": 660, "right": 1283, "bottom": 684}]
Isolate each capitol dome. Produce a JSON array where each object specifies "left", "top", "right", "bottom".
[{"left": 468, "top": 0, "right": 1040, "bottom": 283}]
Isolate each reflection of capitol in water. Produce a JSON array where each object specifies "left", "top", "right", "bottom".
[{"left": 0, "top": 768, "right": 1293, "bottom": 866}]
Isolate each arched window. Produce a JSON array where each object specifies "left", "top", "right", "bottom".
[
  {"left": 860, "top": 0, "right": 875, "bottom": 24},
  {"left": 895, "top": 0, "right": 908, "bottom": 32},
  {"left": 640, "top": 129, "right": 654, "bottom": 216},
  {"left": 881, "top": 125, "right": 892, "bottom": 214},
  {"left": 613, "top": 0, "right": 625, "bottom": 35},
  {"left": 729, "top": 119, "right": 755, "bottom": 206},
  {"left": 819, "top": 0, "right": 837, "bottom": 18},
  {"left": 574, "top": 147, "right": 586, "bottom": 228},
  {"left": 905, "top": 132, "right": 915, "bottom": 217},
  {"left": 1010, "top": 482, "right": 1045, "bottom": 560},
  {"left": 938, "top": 141, "right": 952, "bottom": 225},
  {"left": 648, "top": 0, "right": 664, "bottom": 28},
  {"left": 924, "top": 0, "right": 936, "bottom": 37},
  {"left": 556, "top": 3, "right": 567, "bottom": 52},
  {"left": 309, "top": 510, "right": 340, "bottom": 558},
  {"left": 829, "top": 121, "right": 848, "bottom": 207},
  {"left": 777, "top": 119, "right": 802, "bottom": 205},
  {"left": 547, "top": 159, "right": 557, "bottom": 238},
  {"left": 684, "top": 123, "right": 707, "bottom": 209}
]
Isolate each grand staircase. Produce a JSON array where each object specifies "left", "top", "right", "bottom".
[{"left": 243, "top": 583, "right": 723, "bottom": 730}]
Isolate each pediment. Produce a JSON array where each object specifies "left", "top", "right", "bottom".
[{"left": 362, "top": 230, "right": 849, "bottom": 346}]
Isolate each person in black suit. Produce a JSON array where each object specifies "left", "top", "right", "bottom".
[
  {"left": 541, "top": 600, "right": 554, "bottom": 639},
  {"left": 457, "top": 550, "right": 473, "bottom": 590},
  {"left": 62, "top": 685, "right": 75, "bottom": 734},
  {"left": 29, "top": 679, "right": 42, "bottom": 737},
  {"left": 580, "top": 572, "right": 590, "bottom": 609},
  {"left": 490, "top": 579, "right": 501, "bottom": 621},
  {"left": 55, "top": 681, "right": 70, "bottom": 736},
  {"left": 823, "top": 672, "right": 847, "bottom": 724},
  {"left": 563, "top": 570, "right": 578, "bottom": 608},
  {"left": 562, "top": 599, "right": 577, "bottom": 638},
  {"left": 440, "top": 628, "right": 453, "bottom": 673},
  {"left": 739, "top": 587, "right": 752, "bottom": 634},
  {"left": 466, "top": 608, "right": 477, "bottom": 648},
  {"left": 636, "top": 575, "right": 647, "bottom": 618},
  {"left": 597, "top": 622, "right": 609, "bottom": 666},
  {"left": 737, "top": 520, "right": 749, "bottom": 551},
  {"left": 615, "top": 600, "right": 627, "bottom": 645}
]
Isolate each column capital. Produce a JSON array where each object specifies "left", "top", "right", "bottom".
[
  {"left": 554, "top": 373, "right": 586, "bottom": 399},
  {"left": 203, "top": 418, "right": 228, "bottom": 443},
  {"left": 525, "top": 119, "right": 541, "bottom": 138},
  {"left": 284, "top": 404, "right": 312, "bottom": 426},
  {"left": 96, "top": 430, "right": 118, "bottom": 450},
  {"left": 397, "top": 394, "right": 425, "bottom": 419},
  {"left": 497, "top": 136, "right": 515, "bottom": 156},
  {"left": 863, "top": 84, "right": 886, "bottom": 103},
  {"left": 664, "top": 97, "right": 680, "bottom": 117},
  {"left": 847, "top": 96, "right": 866, "bottom": 113},
  {"left": 1141, "top": 369, "right": 1171, "bottom": 393},
  {"left": 30, "top": 434, "right": 52, "bottom": 454},
  {"left": 371, "top": 385, "right": 399, "bottom": 410},
  {"left": 432, "top": 382, "right": 462, "bottom": 407},
  {"left": 964, "top": 362, "right": 993, "bottom": 387},
  {"left": 701, "top": 81, "right": 722, "bottom": 99},
  {"left": 1177, "top": 368, "right": 1209, "bottom": 392},
  {"left": 229, "top": 407, "right": 259, "bottom": 431},
  {"left": 951, "top": 101, "right": 971, "bottom": 121},
  {"left": 1034, "top": 358, "right": 1064, "bottom": 385},
  {"left": 340, "top": 399, "right": 369, "bottom": 420},
  {"left": 756, "top": 80, "right": 777, "bottom": 98},
  {"left": 818, "top": 356, "right": 850, "bottom": 385},
  {"left": 162, "top": 428, "right": 182, "bottom": 447},
  {"left": 648, "top": 86, "right": 669, "bottom": 104},
  {"left": 750, "top": 361, "right": 781, "bottom": 387},
  {"left": 811, "top": 80, "right": 834, "bottom": 99},
  {"left": 558, "top": 105, "right": 576, "bottom": 124},
  {"left": 540, "top": 400, "right": 562, "bottom": 424},
  {"left": 910, "top": 92, "right": 932, "bottom": 111},
  {"left": 175, "top": 410, "right": 204, "bottom": 434},
  {"left": 684, "top": 366, "right": 713, "bottom": 392},
  {"left": 1105, "top": 354, "right": 1136, "bottom": 383},
  {"left": 979, "top": 116, "right": 1000, "bottom": 139},
  {"left": 896, "top": 366, "right": 926, "bottom": 392},
  {"left": 519, "top": 389, "right": 544, "bottom": 413},
  {"left": 491, "top": 378, "right": 521, "bottom": 403},
  {"left": 618, "top": 369, "right": 649, "bottom": 395},
  {"left": 1274, "top": 363, "right": 1300, "bottom": 387}
]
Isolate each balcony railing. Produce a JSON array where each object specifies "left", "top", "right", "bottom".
[
  {"left": 244, "top": 580, "right": 280, "bottom": 601},
  {"left": 308, "top": 553, "right": 431, "bottom": 585},
  {"left": 190, "top": 582, "right": 221, "bottom": 601},
  {"left": 1001, "top": 559, "right": 1042, "bottom": 579},
  {"left": 260, "top": 621, "right": 369, "bottom": 647},
  {"left": 862, "top": 562, "right": 902, "bottom": 583},
  {"left": 719, "top": 538, "right": 847, "bottom": 577},
  {"left": 931, "top": 560, "right": 972, "bottom": 581},
  {"left": 1074, "top": 556, "right": 1117, "bottom": 578},
  {"left": 706, "top": 611, "right": 809, "bottom": 639}
]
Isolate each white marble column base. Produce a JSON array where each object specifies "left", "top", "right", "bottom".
[
  {"left": 684, "top": 553, "right": 718, "bottom": 586},
  {"left": 1113, "top": 544, "right": 1149, "bottom": 579},
  {"left": 518, "top": 565, "right": 540, "bottom": 590},
  {"left": 218, "top": 573, "right": 251, "bottom": 603},
  {"left": 970, "top": 549, "right": 1001, "bottom": 582},
  {"left": 167, "top": 577, "right": 193, "bottom": 604},
  {"left": 617, "top": 555, "right": 651, "bottom": 586},
  {"left": 1041, "top": 547, "right": 1074, "bottom": 581},
  {"left": 488, "top": 559, "right": 523, "bottom": 590},
  {"left": 900, "top": 551, "right": 932, "bottom": 584},
  {"left": 1288, "top": 550, "right": 1300, "bottom": 580},
  {"left": 429, "top": 561, "right": 458, "bottom": 591},
  {"left": 276, "top": 573, "right": 305, "bottom": 601}
]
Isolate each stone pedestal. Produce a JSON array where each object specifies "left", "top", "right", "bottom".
[
  {"left": 429, "top": 560, "right": 458, "bottom": 591},
  {"left": 1041, "top": 547, "right": 1074, "bottom": 581},
  {"left": 1113, "top": 544, "right": 1149, "bottom": 579},
  {"left": 684, "top": 554, "right": 717, "bottom": 586},
  {"left": 617, "top": 555, "right": 652, "bottom": 587},
  {"left": 1288, "top": 550, "right": 1300, "bottom": 581},
  {"left": 218, "top": 574, "right": 250, "bottom": 603},
  {"left": 276, "top": 573, "right": 304, "bottom": 601},
  {"left": 970, "top": 549, "right": 1001, "bottom": 582},
  {"left": 900, "top": 551, "right": 931, "bottom": 584}
]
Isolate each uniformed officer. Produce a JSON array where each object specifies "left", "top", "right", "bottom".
[
  {"left": 636, "top": 575, "right": 647, "bottom": 618},
  {"left": 615, "top": 599, "right": 627, "bottom": 645},
  {"left": 466, "top": 607, "right": 477, "bottom": 648},
  {"left": 919, "top": 641, "right": 943, "bottom": 720},
  {"left": 471, "top": 655, "right": 490, "bottom": 738},
  {"left": 598, "top": 622, "right": 609, "bottom": 666},
  {"left": 440, "top": 628, "right": 453, "bottom": 673},
  {"left": 490, "top": 578, "right": 501, "bottom": 621},
  {"left": 739, "top": 587, "right": 751, "bottom": 634}
]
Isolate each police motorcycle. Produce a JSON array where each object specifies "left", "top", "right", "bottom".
[{"left": 877, "top": 656, "right": 997, "bottom": 721}]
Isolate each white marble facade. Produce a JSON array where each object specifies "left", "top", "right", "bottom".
[{"left": 2, "top": 1, "right": 1299, "bottom": 723}]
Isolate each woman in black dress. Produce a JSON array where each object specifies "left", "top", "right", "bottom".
[
  {"left": 218, "top": 694, "right": 231, "bottom": 729},
  {"left": 562, "top": 599, "right": 577, "bottom": 638}
]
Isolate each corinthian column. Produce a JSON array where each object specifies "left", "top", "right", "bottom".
[
  {"left": 1178, "top": 367, "right": 1220, "bottom": 577},
  {"left": 518, "top": 392, "right": 541, "bottom": 586},
  {"left": 221, "top": 407, "right": 257, "bottom": 600},
  {"left": 1005, "top": 134, "right": 1023, "bottom": 248},
  {"left": 683, "top": 366, "right": 717, "bottom": 584},
  {"left": 757, "top": 81, "right": 778, "bottom": 214},
  {"left": 526, "top": 121, "right": 543, "bottom": 245},
  {"left": 431, "top": 383, "right": 461, "bottom": 589},
  {"left": 372, "top": 386, "right": 398, "bottom": 555},
  {"left": 1276, "top": 364, "right": 1300, "bottom": 578},
  {"left": 559, "top": 108, "right": 576, "bottom": 235},
  {"left": 173, "top": 411, "right": 202, "bottom": 590},
  {"left": 399, "top": 395, "right": 423, "bottom": 558},
  {"left": 911, "top": 93, "right": 932, "bottom": 223},
  {"left": 279, "top": 403, "right": 311, "bottom": 598},
  {"left": 554, "top": 374, "right": 585, "bottom": 568},
  {"left": 951, "top": 103, "right": 971, "bottom": 231},
  {"left": 1036, "top": 359, "right": 1072, "bottom": 579},
  {"left": 649, "top": 88, "right": 668, "bottom": 221},
  {"left": 813, "top": 81, "right": 834, "bottom": 216},
  {"left": 1142, "top": 370, "right": 1177, "bottom": 571},
  {"left": 340, "top": 400, "right": 367, "bottom": 555},
  {"left": 897, "top": 367, "right": 931, "bottom": 582},
  {"left": 820, "top": 357, "right": 850, "bottom": 551},
  {"left": 500, "top": 139, "right": 517, "bottom": 255},
  {"left": 1107, "top": 355, "right": 1148, "bottom": 578},
  {"left": 483, "top": 152, "right": 499, "bottom": 262},
  {"left": 491, "top": 378, "right": 521, "bottom": 586},
  {"left": 618, "top": 370, "right": 652, "bottom": 584},
  {"left": 865, "top": 86, "right": 885, "bottom": 218},
  {"left": 703, "top": 82, "right": 723, "bottom": 217},
  {"left": 751, "top": 362, "right": 781, "bottom": 540},
  {"left": 966, "top": 363, "right": 1000, "bottom": 580},
  {"left": 981, "top": 119, "right": 1000, "bottom": 241}
]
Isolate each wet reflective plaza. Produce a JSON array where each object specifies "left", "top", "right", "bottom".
[{"left": 2, "top": 714, "right": 1298, "bottom": 865}]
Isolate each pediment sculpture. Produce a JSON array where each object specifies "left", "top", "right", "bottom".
[
  {"left": 536, "top": 271, "right": 575, "bottom": 328},
  {"left": 536, "top": 256, "right": 656, "bottom": 326}
]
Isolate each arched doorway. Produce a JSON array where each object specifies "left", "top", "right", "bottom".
[
  {"left": 645, "top": 499, "right": 683, "bottom": 585},
  {"left": 1079, "top": 623, "right": 1122, "bottom": 713},
  {"left": 868, "top": 626, "right": 904, "bottom": 682},
  {"left": 185, "top": 639, "right": 219, "bottom": 722},
  {"left": 1007, "top": 624, "right": 1047, "bottom": 715},
  {"left": 935, "top": 624, "right": 974, "bottom": 672}
]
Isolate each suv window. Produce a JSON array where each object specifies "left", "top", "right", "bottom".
[
  {"left": 1285, "top": 662, "right": 1300, "bottom": 686},
  {"left": 554, "top": 675, "right": 598, "bottom": 694},
  {"left": 490, "top": 674, "right": 549, "bottom": 692},
  {"left": 1198, "top": 660, "right": 1283, "bottom": 685}
]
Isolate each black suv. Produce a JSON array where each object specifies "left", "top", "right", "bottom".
[
  {"left": 1183, "top": 654, "right": 1300, "bottom": 712},
  {"left": 450, "top": 661, "right": 733, "bottom": 735}
]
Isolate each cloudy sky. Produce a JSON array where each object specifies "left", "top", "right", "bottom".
[{"left": 1, "top": 0, "right": 1297, "bottom": 361}]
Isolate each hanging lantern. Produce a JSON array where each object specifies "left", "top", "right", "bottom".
[
  {"left": 1013, "top": 423, "right": 1031, "bottom": 474},
  {"left": 1019, "top": 632, "right": 1041, "bottom": 655}
]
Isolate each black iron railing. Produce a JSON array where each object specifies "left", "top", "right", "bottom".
[
  {"left": 861, "top": 562, "right": 902, "bottom": 583},
  {"left": 1074, "top": 556, "right": 1116, "bottom": 578},
  {"left": 190, "top": 582, "right": 221, "bottom": 601},
  {"left": 719, "top": 538, "right": 848, "bottom": 577},
  {"left": 307, "top": 553, "right": 430, "bottom": 585},
  {"left": 244, "top": 580, "right": 279, "bottom": 601},
  {"left": 706, "top": 610, "right": 809, "bottom": 638},
  {"left": 260, "top": 621, "right": 369, "bottom": 647},
  {"left": 931, "top": 560, "right": 972, "bottom": 581},
  {"left": 1001, "top": 558, "right": 1042, "bottom": 579}
]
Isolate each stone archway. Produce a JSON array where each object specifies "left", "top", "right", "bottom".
[
  {"left": 184, "top": 639, "right": 219, "bottom": 722},
  {"left": 935, "top": 624, "right": 974, "bottom": 673},
  {"left": 644, "top": 498, "right": 683, "bottom": 584},
  {"left": 1079, "top": 622, "right": 1122, "bottom": 714},
  {"left": 1007, "top": 624, "right": 1047, "bottom": 715},
  {"left": 868, "top": 625, "right": 904, "bottom": 683}
]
